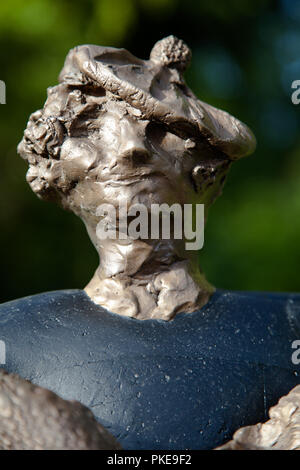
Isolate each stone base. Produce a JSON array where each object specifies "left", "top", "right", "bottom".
[{"left": 0, "top": 289, "right": 299, "bottom": 449}]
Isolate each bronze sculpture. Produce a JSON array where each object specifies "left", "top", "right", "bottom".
[
  {"left": 18, "top": 36, "right": 255, "bottom": 320},
  {"left": 0, "top": 36, "right": 298, "bottom": 451},
  {"left": 217, "top": 385, "right": 300, "bottom": 450},
  {"left": 0, "top": 369, "right": 121, "bottom": 450}
]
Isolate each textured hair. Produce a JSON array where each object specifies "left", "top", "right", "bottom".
[
  {"left": 18, "top": 36, "right": 255, "bottom": 207},
  {"left": 18, "top": 82, "right": 108, "bottom": 204}
]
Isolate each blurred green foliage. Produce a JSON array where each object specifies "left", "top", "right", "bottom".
[{"left": 1, "top": 0, "right": 300, "bottom": 302}]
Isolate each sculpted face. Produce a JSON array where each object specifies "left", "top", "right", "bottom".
[
  {"left": 57, "top": 100, "right": 230, "bottom": 228},
  {"left": 18, "top": 36, "right": 255, "bottom": 320}
]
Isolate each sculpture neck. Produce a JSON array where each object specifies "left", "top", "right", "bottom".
[{"left": 84, "top": 227, "right": 214, "bottom": 320}]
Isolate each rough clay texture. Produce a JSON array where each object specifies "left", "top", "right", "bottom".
[
  {"left": 0, "top": 369, "right": 121, "bottom": 450},
  {"left": 217, "top": 385, "right": 300, "bottom": 450},
  {"left": 18, "top": 35, "right": 256, "bottom": 320}
]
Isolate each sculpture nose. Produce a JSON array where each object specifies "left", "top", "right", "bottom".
[{"left": 120, "top": 141, "right": 152, "bottom": 163}]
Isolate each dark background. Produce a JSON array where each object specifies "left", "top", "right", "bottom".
[{"left": 0, "top": 0, "right": 300, "bottom": 303}]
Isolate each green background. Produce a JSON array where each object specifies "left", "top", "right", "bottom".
[{"left": 1, "top": 0, "right": 300, "bottom": 303}]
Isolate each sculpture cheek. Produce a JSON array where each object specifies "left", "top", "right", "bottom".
[{"left": 60, "top": 137, "right": 99, "bottom": 176}]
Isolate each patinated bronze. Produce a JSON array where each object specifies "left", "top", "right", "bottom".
[
  {"left": 0, "top": 369, "right": 121, "bottom": 450},
  {"left": 217, "top": 385, "right": 300, "bottom": 450},
  {"left": 0, "top": 36, "right": 299, "bottom": 451},
  {"left": 18, "top": 36, "right": 256, "bottom": 320}
]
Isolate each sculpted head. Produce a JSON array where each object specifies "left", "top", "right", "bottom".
[{"left": 18, "top": 36, "right": 256, "bottom": 320}]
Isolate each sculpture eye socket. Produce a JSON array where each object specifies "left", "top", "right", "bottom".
[
  {"left": 146, "top": 121, "right": 187, "bottom": 155},
  {"left": 146, "top": 121, "right": 167, "bottom": 145}
]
